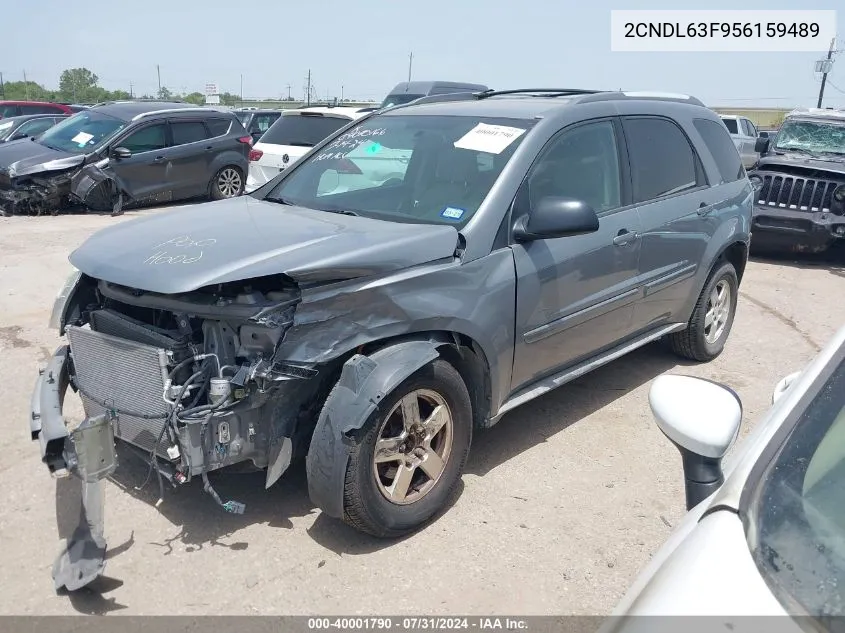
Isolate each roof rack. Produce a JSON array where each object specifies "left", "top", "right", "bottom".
[{"left": 475, "top": 88, "right": 603, "bottom": 99}]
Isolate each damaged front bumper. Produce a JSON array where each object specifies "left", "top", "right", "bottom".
[
  {"left": 31, "top": 345, "right": 118, "bottom": 591},
  {"left": 751, "top": 203, "right": 845, "bottom": 252}
]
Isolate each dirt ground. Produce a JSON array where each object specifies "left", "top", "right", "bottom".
[{"left": 0, "top": 209, "right": 843, "bottom": 616}]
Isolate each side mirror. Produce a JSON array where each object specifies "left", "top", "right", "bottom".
[
  {"left": 513, "top": 196, "right": 600, "bottom": 242},
  {"left": 649, "top": 375, "right": 742, "bottom": 511},
  {"left": 755, "top": 137, "right": 770, "bottom": 154},
  {"left": 112, "top": 147, "right": 132, "bottom": 160}
]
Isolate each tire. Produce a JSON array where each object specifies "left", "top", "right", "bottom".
[
  {"left": 210, "top": 166, "right": 244, "bottom": 200},
  {"left": 668, "top": 261, "right": 739, "bottom": 362},
  {"left": 342, "top": 359, "right": 472, "bottom": 538}
]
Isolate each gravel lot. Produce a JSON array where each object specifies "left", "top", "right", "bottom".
[{"left": 1, "top": 209, "right": 843, "bottom": 616}]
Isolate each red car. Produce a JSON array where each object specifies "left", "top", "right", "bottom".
[{"left": 0, "top": 101, "right": 75, "bottom": 119}]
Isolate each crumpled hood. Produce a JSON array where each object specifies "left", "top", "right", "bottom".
[
  {"left": 69, "top": 196, "right": 460, "bottom": 294},
  {"left": 755, "top": 152, "right": 845, "bottom": 177},
  {"left": 0, "top": 138, "right": 83, "bottom": 179}
]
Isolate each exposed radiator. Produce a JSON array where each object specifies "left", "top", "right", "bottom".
[{"left": 67, "top": 325, "right": 172, "bottom": 456}]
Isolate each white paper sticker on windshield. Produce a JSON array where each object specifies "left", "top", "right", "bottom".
[
  {"left": 453, "top": 123, "right": 526, "bottom": 155},
  {"left": 71, "top": 132, "right": 93, "bottom": 145}
]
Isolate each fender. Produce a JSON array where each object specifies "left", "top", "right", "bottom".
[{"left": 306, "top": 338, "right": 447, "bottom": 519}]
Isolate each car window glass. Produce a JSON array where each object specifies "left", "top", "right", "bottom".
[
  {"left": 17, "top": 118, "right": 55, "bottom": 138},
  {"left": 207, "top": 118, "right": 231, "bottom": 137},
  {"left": 0, "top": 105, "right": 21, "bottom": 117},
  {"left": 748, "top": 357, "right": 845, "bottom": 616},
  {"left": 624, "top": 117, "right": 700, "bottom": 202},
  {"left": 268, "top": 114, "right": 535, "bottom": 228},
  {"left": 251, "top": 114, "right": 278, "bottom": 134},
  {"left": 261, "top": 114, "right": 351, "bottom": 147},
  {"left": 693, "top": 118, "right": 744, "bottom": 182},
  {"left": 721, "top": 118, "right": 739, "bottom": 134},
  {"left": 746, "top": 120, "right": 759, "bottom": 137},
  {"left": 171, "top": 121, "right": 209, "bottom": 145},
  {"left": 120, "top": 124, "right": 167, "bottom": 153},
  {"left": 527, "top": 120, "right": 621, "bottom": 214}
]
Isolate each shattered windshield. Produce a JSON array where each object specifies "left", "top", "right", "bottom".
[
  {"left": 37, "top": 111, "right": 127, "bottom": 155},
  {"left": 774, "top": 118, "right": 845, "bottom": 156},
  {"left": 262, "top": 114, "right": 536, "bottom": 227}
]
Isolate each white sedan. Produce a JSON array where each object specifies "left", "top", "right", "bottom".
[
  {"left": 608, "top": 325, "right": 844, "bottom": 629},
  {"left": 245, "top": 106, "right": 370, "bottom": 193}
]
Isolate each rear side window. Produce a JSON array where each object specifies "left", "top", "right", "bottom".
[
  {"left": 623, "top": 117, "right": 701, "bottom": 203},
  {"left": 0, "top": 105, "right": 21, "bottom": 117},
  {"left": 694, "top": 118, "right": 745, "bottom": 183},
  {"left": 207, "top": 118, "right": 232, "bottom": 137},
  {"left": 171, "top": 120, "right": 209, "bottom": 145},
  {"left": 260, "top": 114, "right": 351, "bottom": 147},
  {"left": 721, "top": 118, "right": 739, "bottom": 134},
  {"left": 22, "top": 104, "right": 64, "bottom": 115}
]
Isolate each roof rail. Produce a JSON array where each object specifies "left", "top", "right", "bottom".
[
  {"left": 573, "top": 91, "right": 706, "bottom": 107},
  {"left": 131, "top": 107, "right": 218, "bottom": 121},
  {"left": 476, "top": 88, "right": 603, "bottom": 98}
]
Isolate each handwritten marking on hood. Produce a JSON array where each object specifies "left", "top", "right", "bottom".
[{"left": 145, "top": 235, "right": 217, "bottom": 265}]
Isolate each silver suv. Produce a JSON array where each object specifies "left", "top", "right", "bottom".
[{"left": 32, "top": 88, "right": 752, "bottom": 590}]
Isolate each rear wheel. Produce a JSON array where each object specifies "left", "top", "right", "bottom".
[
  {"left": 210, "top": 166, "right": 244, "bottom": 200},
  {"left": 342, "top": 359, "right": 472, "bottom": 538},
  {"left": 668, "top": 261, "right": 738, "bottom": 362}
]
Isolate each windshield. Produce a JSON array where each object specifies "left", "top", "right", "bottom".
[
  {"left": 262, "top": 114, "right": 535, "bottom": 227},
  {"left": 747, "top": 356, "right": 845, "bottom": 617},
  {"left": 260, "top": 114, "right": 352, "bottom": 147},
  {"left": 774, "top": 118, "right": 845, "bottom": 156},
  {"left": 721, "top": 118, "right": 739, "bottom": 134},
  {"left": 36, "top": 111, "right": 126, "bottom": 154},
  {"left": 380, "top": 93, "right": 425, "bottom": 108}
]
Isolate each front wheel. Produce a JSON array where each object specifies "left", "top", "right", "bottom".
[
  {"left": 668, "top": 261, "right": 739, "bottom": 362},
  {"left": 210, "top": 166, "right": 244, "bottom": 200},
  {"left": 342, "top": 359, "right": 472, "bottom": 538}
]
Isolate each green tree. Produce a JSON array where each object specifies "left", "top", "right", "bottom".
[
  {"left": 183, "top": 92, "right": 205, "bottom": 105},
  {"left": 1, "top": 80, "right": 50, "bottom": 101},
  {"left": 157, "top": 86, "right": 173, "bottom": 100},
  {"left": 59, "top": 67, "right": 100, "bottom": 102}
]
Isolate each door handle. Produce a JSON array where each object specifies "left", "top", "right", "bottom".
[
  {"left": 697, "top": 202, "right": 712, "bottom": 216},
  {"left": 205, "top": 146, "right": 213, "bottom": 151},
  {"left": 612, "top": 229, "right": 639, "bottom": 246},
  {"left": 151, "top": 156, "right": 165, "bottom": 164}
]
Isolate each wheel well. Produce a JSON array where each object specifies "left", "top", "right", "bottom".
[
  {"left": 720, "top": 240, "right": 748, "bottom": 282},
  {"left": 357, "top": 331, "right": 493, "bottom": 429}
]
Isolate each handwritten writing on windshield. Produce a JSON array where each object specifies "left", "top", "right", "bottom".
[
  {"left": 144, "top": 235, "right": 217, "bottom": 265},
  {"left": 313, "top": 128, "right": 387, "bottom": 162}
]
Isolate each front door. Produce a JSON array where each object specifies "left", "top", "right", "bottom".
[
  {"left": 510, "top": 118, "right": 643, "bottom": 393},
  {"left": 109, "top": 122, "right": 170, "bottom": 202}
]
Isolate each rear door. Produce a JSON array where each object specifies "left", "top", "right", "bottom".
[
  {"left": 624, "top": 116, "right": 713, "bottom": 331},
  {"left": 165, "top": 119, "right": 213, "bottom": 198},
  {"left": 108, "top": 122, "right": 170, "bottom": 202},
  {"left": 510, "top": 118, "right": 643, "bottom": 391}
]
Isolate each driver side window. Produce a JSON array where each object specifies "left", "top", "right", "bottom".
[
  {"left": 527, "top": 120, "right": 621, "bottom": 214},
  {"left": 120, "top": 124, "right": 167, "bottom": 154}
]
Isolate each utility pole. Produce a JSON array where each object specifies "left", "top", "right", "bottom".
[
  {"left": 0, "top": 72, "right": 4, "bottom": 99},
  {"left": 305, "top": 69, "right": 312, "bottom": 106},
  {"left": 130, "top": 82, "right": 134, "bottom": 98},
  {"left": 240, "top": 74, "right": 243, "bottom": 103},
  {"left": 285, "top": 84, "right": 291, "bottom": 100},
  {"left": 816, "top": 37, "right": 837, "bottom": 108},
  {"left": 408, "top": 51, "right": 413, "bottom": 82},
  {"left": 341, "top": 85, "right": 344, "bottom": 102},
  {"left": 156, "top": 64, "right": 161, "bottom": 97},
  {"left": 23, "top": 69, "right": 29, "bottom": 100}
]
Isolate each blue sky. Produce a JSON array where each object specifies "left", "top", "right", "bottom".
[{"left": 2, "top": 0, "right": 843, "bottom": 107}]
